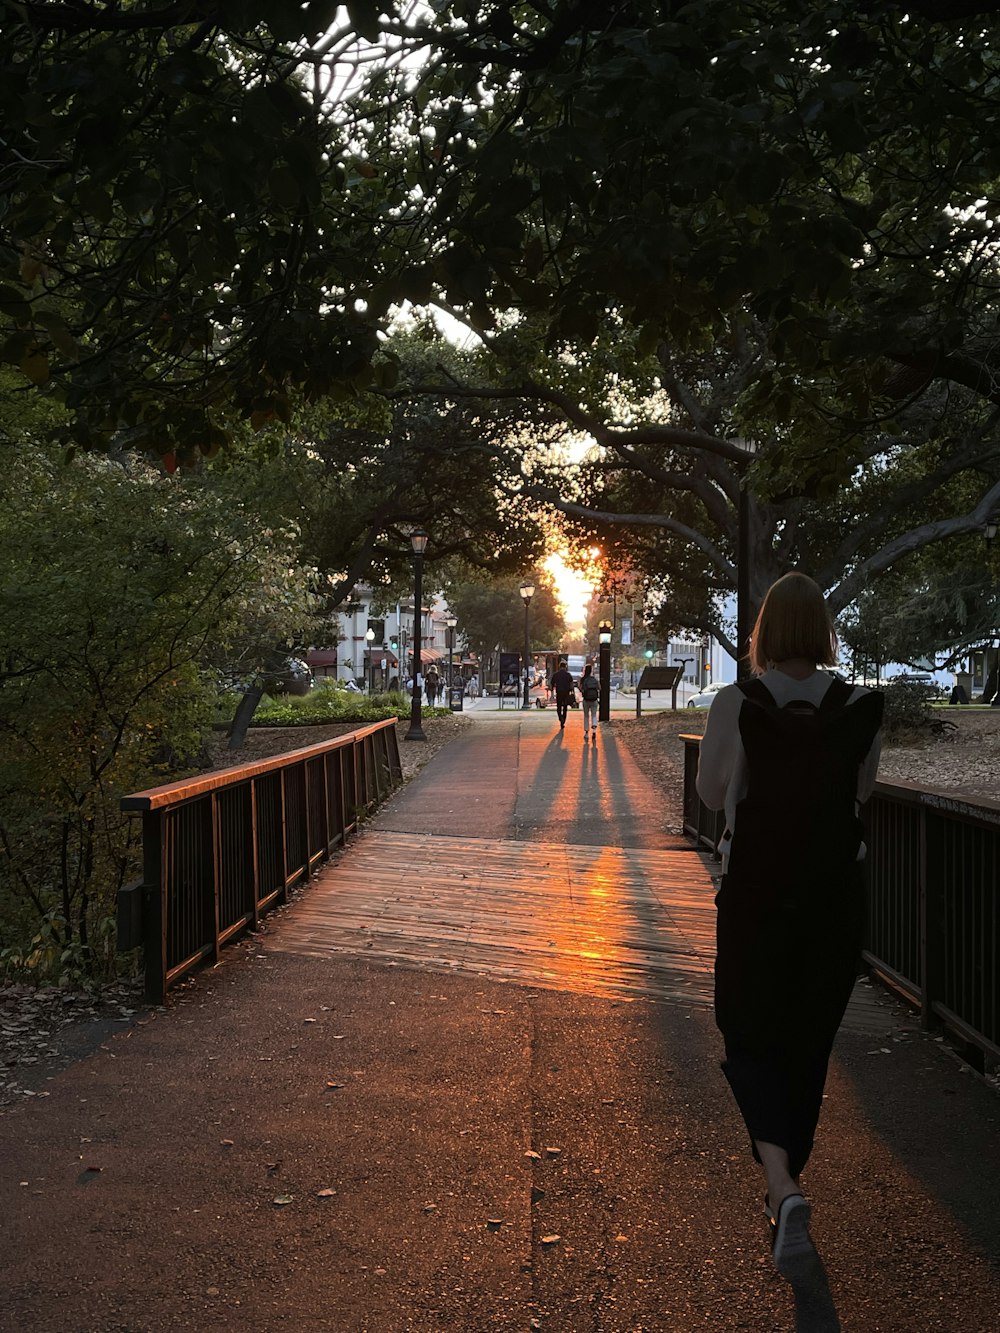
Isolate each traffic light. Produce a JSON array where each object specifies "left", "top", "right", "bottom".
[
  {"left": 390, "top": 637, "right": 398, "bottom": 652},
  {"left": 644, "top": 644, "right": 654, "bottom": 659}
]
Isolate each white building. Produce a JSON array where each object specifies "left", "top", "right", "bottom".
[{"left": 307, "top": 586, "right": 455, "bottom": 691}]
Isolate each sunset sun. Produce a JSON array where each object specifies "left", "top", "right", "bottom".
[{"left": 543, "top": 550, "right": 598, "bottom": 629}]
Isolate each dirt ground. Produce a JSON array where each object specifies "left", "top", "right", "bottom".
[
  {"left": 203, "top": 712, "right": 474, "bottom": 785},
  {"left": 613, "top": 704, "right": 1000, "bottom": 817}
]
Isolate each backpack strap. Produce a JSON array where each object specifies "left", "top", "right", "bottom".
[
  {"left": 737, "top": 674, "right": 854, "bottom": 712},
  {"left": 735, "top": 678, "right": 774, "bottom": 705},
  {"left": 817, "top": 677, "right": 854, "bottom": 713}
]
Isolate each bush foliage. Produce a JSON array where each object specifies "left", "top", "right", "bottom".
[
  {"left": 0, "top": 447, "right": 317, "bottom": 986},
  {"left": 251, "top": 689, "right": 449, "bottom": 726},
  {"left": 880, "top": 679, "right": 939, "bottom": 740}
]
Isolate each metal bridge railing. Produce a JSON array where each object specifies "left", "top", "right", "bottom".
[
  {"left": 682, "top": 734, "right": 1000, "bottom": 1071},
  {"left": 119, "top": 720, "right": 402, "bottom": 1004}
]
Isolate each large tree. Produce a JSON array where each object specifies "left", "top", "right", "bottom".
[
  {"left": 442, "top": 569, "right": 565, "bottom": 678},
  {"left": 10, "top": 1, "right": 1000, "bottom": 471},
  {"left": 396, "top": 319, "right": 1000, "bottom": 659},
  {"left": 9, "top": 1, "right": 1000, "bottom": 661},
  {"left": 327, "top": 2, "right": 1000, "bottom": 650}
]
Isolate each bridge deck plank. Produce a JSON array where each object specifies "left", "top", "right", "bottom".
[{"left": 267, "top": 831, "right": 892, "bottom": 1030}]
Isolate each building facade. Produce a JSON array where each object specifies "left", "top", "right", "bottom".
[{"left": 307, "top": 587, "right": 458, "bottom": 691}]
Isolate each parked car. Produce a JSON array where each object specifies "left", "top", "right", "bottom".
[{"left": 687, "top": 680, "right": 729, "bottom": 709}]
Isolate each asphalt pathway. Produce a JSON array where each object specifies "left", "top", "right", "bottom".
[{"left": 2, "top": 714, "right": 999, "bottom": 1332}]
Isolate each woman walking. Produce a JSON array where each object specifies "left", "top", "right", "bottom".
[
  {"left": 579, "top": 663, "right": 600, "bottom": 742},
  {"left": 696, "top": 573, "right": 882, "bottom": 1330}
]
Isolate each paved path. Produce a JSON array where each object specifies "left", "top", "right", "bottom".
[{"left": 2, "top": 714, "right": 999, "bottom": 1331}]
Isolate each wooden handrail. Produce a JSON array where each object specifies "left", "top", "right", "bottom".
[{"left": 121, "top": 718, "right": 398, "bottom": 811}]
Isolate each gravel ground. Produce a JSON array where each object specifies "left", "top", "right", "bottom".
[{"left": 612, "top": 704, "right": 1000, "bottom": 827}]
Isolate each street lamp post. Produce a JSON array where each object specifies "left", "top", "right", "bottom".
[
  {"left": 598, "top": 620, "right": 612, "bottom": 723},
  {"left": 986, "top": 521, "right": 999, "bottom": 705},
  {"left": 365, "top": 627, "right": 375, "bottom": 694},
  {"left": 406, "top": 529, "right": 429, "bottom": 741},
  {"left": 519, "top": 581, "right": 534, "bottom": 710},
  {"left": 445, "top": 614, "right": 457, "bottom": 705}
]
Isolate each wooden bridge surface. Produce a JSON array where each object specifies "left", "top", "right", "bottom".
[
  {"left": 269, "top": 831, "right": 717, "bottom": 1006},
  {"left": 263, "top": 715, "right": 895, "bottom": 1031}
]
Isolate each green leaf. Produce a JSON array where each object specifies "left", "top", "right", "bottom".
[
  {"left": 347, "top": 0, "right": 381, "bottom": 41},
  {"left": 19, "top": 347, "right": 50, "bottom": 385},
  {"left": 34, "top": 311, "right": 79, "bottom": 360},
  {"left": 0, "top": 285, "right": 31, "bottom": 323}
]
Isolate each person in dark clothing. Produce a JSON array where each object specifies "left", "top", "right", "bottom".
[
  {"left": 549, "top": 659, "right": 575, "bottom": 730},
  {"left": 696, "top": 572, "right": 882, "bottom": 1331}
]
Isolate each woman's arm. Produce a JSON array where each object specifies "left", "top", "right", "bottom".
[{"left": 695, "top": 685, "right": 743, "bottom": 811}]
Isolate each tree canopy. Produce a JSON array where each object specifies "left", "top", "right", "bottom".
[
  {"left": 442, "top": 569, "right": 565, "bottom": 668},
  {"left": 0, "top": 2, "right": 407, "bottom": 455},
  {"left": 7, "top": 1, "right": 1000, "bottom": 658}
]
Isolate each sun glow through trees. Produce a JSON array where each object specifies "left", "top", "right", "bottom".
[{"left": 543, "top": 551, "right": 597, "bottom": 630}]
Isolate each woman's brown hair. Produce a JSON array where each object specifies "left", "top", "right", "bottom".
[{"left": 747, "top": 572, "right": 837, "bottom": 674}]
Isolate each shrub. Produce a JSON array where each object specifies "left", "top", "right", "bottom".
[
  {"left": 250, "top": 688, "right": 440, "bottom": 727},
  {"left": 0, "top": 446, "right": 318, "bottom": 986},
  {"left": 880, "top": 679, "right": 938, "bottom": 740}
]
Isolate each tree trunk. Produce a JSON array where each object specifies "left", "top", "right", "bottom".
[{"left": 228, "top": 686, "right": 264, "bottom": 751}]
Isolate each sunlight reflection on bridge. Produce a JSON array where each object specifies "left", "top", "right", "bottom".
[{"left": 267, "top": 832, "right": 717, "bottom": 1006}]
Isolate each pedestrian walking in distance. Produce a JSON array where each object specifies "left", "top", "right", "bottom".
[
  {"left": 549, "top": 658, "right": 575, "bottom": 731},
  {"left": 579, "top": 663, "right": 600, "bottom": 742},
  {"left": 696, "top": 572, "right": 882, "bottom": 1331}
]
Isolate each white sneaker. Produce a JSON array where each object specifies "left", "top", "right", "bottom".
[{"left": 771, "top": 1194, "right": 818, "bottom": 1281}]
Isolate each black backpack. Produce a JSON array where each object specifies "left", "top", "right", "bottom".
[
  {"left": 728, "top": 677, "right": 883, "bottom": 897},
  {"left": 581, "top": 675, "right": 600, "bottom": 701}
]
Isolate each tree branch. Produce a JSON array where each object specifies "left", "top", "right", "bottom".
[
  {"left": 524, "top": 484, "right": 736, "bottom": 583},
  {"left": 827, "top": 476, "right": 1000, "bottom": 614},
  {"left": 404, "top": 379, "right": 749, "bottom": 464}
]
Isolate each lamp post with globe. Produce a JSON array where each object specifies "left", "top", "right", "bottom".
[
  {"left": 405, "top": 529, "right": 429, "bottom": 741},
  {"left": 365, "top": 627, "right": 375, "bottom": 694},
  {"left": 598, "top": 620, "right": 612, "bottom": 723},
  {"left": 519, "top": 581, "right": 534, "bottom": 710},
  {"left": 445, "top": 614, "right": 457, "bottom": 706}
]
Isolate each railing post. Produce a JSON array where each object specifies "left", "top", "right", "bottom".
[
  {"left": 142, "top": 810, "right": 167, "bottom": 1005},
  {"left": 210, "top": 791, "right": 222, "bottom": 962},
  {"left": 920, "top": 805, "right": 943, "bottom": 1032},
  {"left": 250, "top": 776, "right": 261, "bottom": 929},
  {"left": 303, "top": 757, "right": 314, "bottom": 863},
  {"left": 278, "top": 767, "right": 289, "bottom": 901}
]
